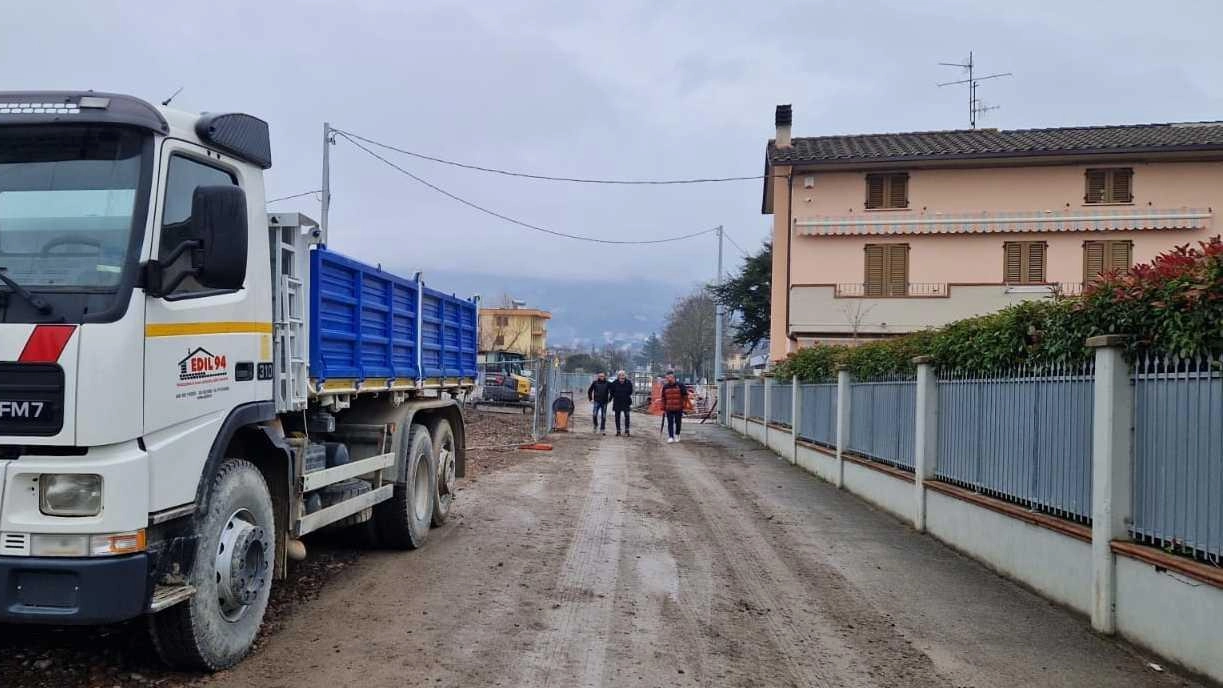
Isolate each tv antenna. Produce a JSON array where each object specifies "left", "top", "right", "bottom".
[{"left": 938, "top": 52, "right": 1011, "bottom": 129}]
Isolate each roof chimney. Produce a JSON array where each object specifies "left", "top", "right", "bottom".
[{"left": 775, "top": 104, "right": 793, "bottom": 148}]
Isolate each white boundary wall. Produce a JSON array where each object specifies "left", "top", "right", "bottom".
[{"left": 724, "top": 358, "right": 1223, "bottom": 682}]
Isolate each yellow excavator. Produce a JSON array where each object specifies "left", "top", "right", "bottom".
[{"left": 480, "top": 354, "right": 534, "bottom": 405}]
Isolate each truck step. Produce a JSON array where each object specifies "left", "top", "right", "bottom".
[{"left": 149, "top": 584, "right": 196, "bottom": 612}]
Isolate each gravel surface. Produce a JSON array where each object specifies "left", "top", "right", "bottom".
[
  {"left": 198, "top": 417, "right": 1201, "bottom": 688},
  {"left": 0, "top": 407, "right": 531, "bottom": 688}
]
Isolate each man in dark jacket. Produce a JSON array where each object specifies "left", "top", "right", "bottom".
[
  {"left": 588, "top": 372, "right": 612, "bottom": 435},
  {"left": 608, "top": 370, "right": 634, "bottom": 437},
  {"left": 660, "top": 370, "right": 688, "bottom": 443}
]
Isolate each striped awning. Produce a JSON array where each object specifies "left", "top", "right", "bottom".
[{"left": 794, "top": 207, "right": 1212, "bottom": 237}]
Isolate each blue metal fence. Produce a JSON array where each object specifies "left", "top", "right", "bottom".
[
  {"left": 848, "top": 378, "right": 917, "bottom": 470},
  {"left": 797, "top": 384, "right": 837, "bottom": 446},
  {"left": 1132, "top": 355, "right": 1223, "bottom": 564},
  {"left": 935, "top": 364, "right": 1094, "bottom": 523},
  {"left": 748, "top": 383, "right": 765, "bottom": 420},
  {"left": 769, "top": 383, "right": 793, "bottom": 426}
]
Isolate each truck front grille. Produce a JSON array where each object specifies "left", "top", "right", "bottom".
[{"left": 0, "top": 363, "right": 65, "bottom": 437}]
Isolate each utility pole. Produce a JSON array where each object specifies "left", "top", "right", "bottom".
[
  {"left": 938, "top": 51, "right": 1012, "bottom": 129},
  {"left": 713, "top": 225, "right": 724, "bottom": 384},
  {"left": 320, "top": 122, "right": 333, "bottom": 243}
]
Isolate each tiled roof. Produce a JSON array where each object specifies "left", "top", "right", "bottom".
[{"left": 769, "top": 122, "right": 1223, "bottom": 165}]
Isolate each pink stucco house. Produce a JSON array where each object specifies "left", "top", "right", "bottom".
[{"left": 763, "top": 104, "right": 1223, "bottom": 362}]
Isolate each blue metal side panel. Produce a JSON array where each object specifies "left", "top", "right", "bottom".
[
  {"left": 309, "top": 248, "right": 420, "bottom": 384},
  {"left": 419, "top": 285, "right": 477, "bottom": 379}
]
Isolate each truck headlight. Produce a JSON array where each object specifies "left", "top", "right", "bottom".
[
  {"left": 28, "top": 530, "right": 146, "bottom": 557},
  {"left": 39, "top": 474, "right": 102, "bottom": 517}
]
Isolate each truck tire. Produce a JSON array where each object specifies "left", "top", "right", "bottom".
[
  {"left": 374, "top": 424, "right": 435, "bottom": 549},
  {"left": 149, "top": 459, "right": 275, "bottom": 670},
  {"left": 430, "top": 419, "right": 456, "bottom": 526}
]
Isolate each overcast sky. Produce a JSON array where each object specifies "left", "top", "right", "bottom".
[{"left": 6, "top": 0, "right": 1223, "bottom": 290}]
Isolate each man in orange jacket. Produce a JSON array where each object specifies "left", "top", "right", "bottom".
[{"left": 660, "top": 370, "right": 688, "bottom": 443}]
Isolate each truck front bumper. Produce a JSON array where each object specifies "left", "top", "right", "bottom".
[{"left": 0, "top": 553, "right": 149, "bottom": 624}]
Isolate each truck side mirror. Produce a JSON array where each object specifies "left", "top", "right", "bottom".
[{"left": 190, "top": 185, "right": 248, "bottom": 291}]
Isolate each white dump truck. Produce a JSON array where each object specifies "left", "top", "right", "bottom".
[{"left": 0, "top": 92, "right": 477, "bottom": 669}]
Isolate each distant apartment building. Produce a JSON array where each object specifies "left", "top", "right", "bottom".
[
  {"left": 763, "top": 104, "right": 1223, "bottom": 361},
  {"left": 478, "top": 300, "right": 551, "bottom": 359}
]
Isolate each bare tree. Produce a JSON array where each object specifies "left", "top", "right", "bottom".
[
  {"left": 839, "top": 301, "right": 877, "bottom": 345},
  {"left": 662, "top": 289, "right": 722, "bottom": 380}
]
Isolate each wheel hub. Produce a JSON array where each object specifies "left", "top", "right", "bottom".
[
  {"left": 215, "top": 509, "right": 269, "bottom": 621},
  {"left": 438, "top": 445, "right": 456, "bottom": 496}
]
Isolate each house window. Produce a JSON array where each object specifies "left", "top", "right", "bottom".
[
  {"left": 1084, "top": 168, "right": 1133, "bottom": 204},
  {"left": 1003, "top": 241, "right": 1047, "bottom": 284},
  {"left": 494, "top": 334, "right": 505, "bottom": 346},
  {"left": 1083, "top": 240, "right": 1133, "bottom": 281},
  {"left": 865, "top": 173, "right": 909, "bottom": 210},
  {"left": 494, "top": 315, "right": 509, "bottom": 327},
  {"left": 864, "top": 243, "right": 909, "bottom": 296}
]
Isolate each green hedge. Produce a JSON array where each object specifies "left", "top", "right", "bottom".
[{"left": 774, "top": 237, "right": 1223, "bottom": 382}]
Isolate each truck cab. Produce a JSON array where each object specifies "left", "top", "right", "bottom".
[{"left": 0, "top": 92, "right": 474, "bottom": 670}]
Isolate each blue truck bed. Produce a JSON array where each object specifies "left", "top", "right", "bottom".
[{"left": 308, "top": 247, "right": 477, "bottom": 389}]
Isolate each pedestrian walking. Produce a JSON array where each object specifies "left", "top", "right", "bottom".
[
  {"left": 660, "top": 370, "right": 688, "bottom": 443},
  {"left": 608, "top": 370, "right": 634, "bottom": 436},
  {"left": 587, "top": 372, "right": 612, "bottom": 435}
]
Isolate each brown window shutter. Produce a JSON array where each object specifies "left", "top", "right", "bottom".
[
  {"left": 864, "top": 244, "right": 885, "bottom": 296},
  {"left": 1085, "top": 170, "right": 1107, "bottom": 204},
  {"left": 888, "top": 174, "right": 909, "bottom": 209},
  {"left": 1028, "top": 242, "right": 1046, "bottom": 283},
  {"left": 884, "top": 244, "right": 909, "bottom": 296},
  {"left": 1004, "top": 243, "right": 1023, "bottom": 283},
  {"left": 1111, "top": 168, "right": 1133, "bottom": 203},
  {"left": 1084, "top": 241, "right": 1106, "bottom": 281},
  {"left": 865, "top": 175, "right": 885, "bottom": 209},
  {"left": 1108, "top": 240, "right": 1133, "bottom": 272}
]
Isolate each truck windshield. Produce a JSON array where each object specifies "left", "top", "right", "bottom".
[{"left": 0, "top": 126, "right": 146, "bottom": 289}]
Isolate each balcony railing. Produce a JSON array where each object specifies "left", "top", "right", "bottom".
[
  {"left": 834, "top": 283, "right": 949, "bottom": 298},
  {"left": 832, "top": 282, "right": 1084, "bottom": 298},
  {"left": 795, "top": 206, "right": 1212, "bottom": 237}
]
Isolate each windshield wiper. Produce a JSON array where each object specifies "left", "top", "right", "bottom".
[{"left": 0, "top": 267, "right": 54, "bottom": 315}]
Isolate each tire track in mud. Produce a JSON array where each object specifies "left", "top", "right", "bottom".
[
  {"left": 515, "top": 441, "right": 629, "bottom": 687},
  {"left": 660, "top": 434, "right": 947, "bottom": 687}
]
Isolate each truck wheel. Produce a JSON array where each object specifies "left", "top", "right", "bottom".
[
  {"left": 430, "top": 419, "right": 456, "bottom": 526},
  {"left": 149, "top": 459, "right": 275, "bottom": 670},
  {"left": 374, "top": 424, "right": 435, "bottom": 549}
]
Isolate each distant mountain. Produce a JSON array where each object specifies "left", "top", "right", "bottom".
[{"left": 421, "top": 270, "right": 693, "bottom": 347}]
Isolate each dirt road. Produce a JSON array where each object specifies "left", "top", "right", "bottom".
[{"left": 206, "top": 418, "right": 1200, "bottom": 688}]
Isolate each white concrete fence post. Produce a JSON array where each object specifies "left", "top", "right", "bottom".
[
  {"left": 743, "top": 377, "right": 752, "bottom": 433},
  {"left": 790, "top": 375, "right": 800, "bottom": 465},
  {"left": 912, "top": 356, "right": 939, "bottom": 531},
  {"left": 763, "top": 374, "right": 773, "bottom": 446},
  {"left": 835, "top": 366, "right": 852, "bottom": 488},
  {"left": 1087, "top": 335, "right": 1134, "bottom": 635}
]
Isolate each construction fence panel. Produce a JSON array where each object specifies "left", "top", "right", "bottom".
[
  {"left": 848, "top": 378, "right": 916, "bottom": 470},
  {"left": 935, "top": 365, "right": 1094, "bottom": 523},
  {"left": 748, "top": 383, "right": 765, "bottom": 420},
  {"left": 769, "top": 382, "right": 793, "bottom": 427},
  {"left": 1132, "top": 355, "right": 1223, "bottom": 564},
  {"left": 797, "top": 383, "right": 837, "bottom": 447}
]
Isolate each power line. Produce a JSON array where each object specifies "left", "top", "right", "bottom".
[
  {"left": 333, "top": 128, "right": 768, "bottom": 185},
  {"left": 722, "top": 232, "right": 752, "bottom": 258},
  {"left": 267, "top": 189, "right": 322, "bottom": 204},
  {"left": 335, "top": 132, "right": 720, "bottom": 245}
]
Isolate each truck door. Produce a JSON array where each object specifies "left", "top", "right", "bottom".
[{"left": 142, "top": 141, "right": 267, "bottom": 509}]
